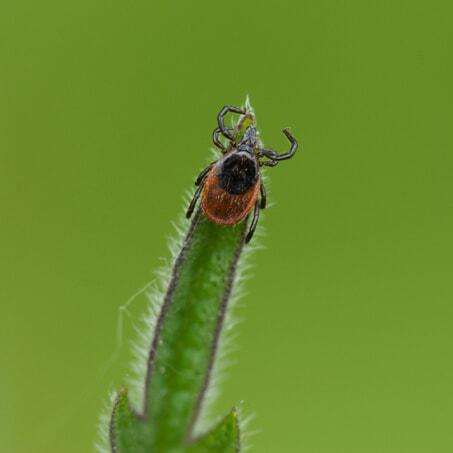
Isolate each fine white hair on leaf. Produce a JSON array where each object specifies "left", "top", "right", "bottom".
[
  {"left": 96, "top": 390, "right": 118, "bottom": 453},
  {"left": 237, "top": 403, "right": 260, "bottom": 453},
  {"left": 96, "top": 210, "right": 189, "bottom": 453},
  {"left": 126, "top": 207, "right": 190, "bottom": 412}
]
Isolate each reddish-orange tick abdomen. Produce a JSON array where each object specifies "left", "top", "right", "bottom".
[{"left": 201, "top": 165, "right": 260, "bottom": 225}]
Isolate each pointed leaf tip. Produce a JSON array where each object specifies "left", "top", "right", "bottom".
[
  {"left": 110, "top": 387, "right": 149, "bottom": 453},
  {"left": 188, "top": 408, "right": 240, "bottom": 453}
]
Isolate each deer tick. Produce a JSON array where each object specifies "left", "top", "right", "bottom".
[{"left": 186, "top": 105, "right": 298, "bottom": 243}]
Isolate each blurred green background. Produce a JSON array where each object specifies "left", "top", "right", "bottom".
[{"left": 1, "top": 0, "right": 452, "bottom": 452}]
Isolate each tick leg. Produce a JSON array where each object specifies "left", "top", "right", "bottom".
[
  {"left": 217, "top": 105, "right": 246, "bottom": 140},
  {"left": 188, "top": 166, "right": 212, "bottom": 218},
  {"left": 272, "top": 128, "right": 298, "bottom": 161},
  {"left": 259, "top": 159, "right": 278, "bottom": 168},
  {"left": 259, "top": 148, "right": 278, "bottom": 159},
  {"left": 186, "top": 183, "right": 204, "bottom": 219},
  {"left": 212, "top": 127, "right": 227, "bottom": 153},
  {"left": 245, "top": 201, "right": 260, "bottom": 243},
  {"left": 260, "top": 181, "right": 267, "bottom": 209},
  {"left": 258, "top": 128, "right": 298, "bottom": 164},
  {"left": 258, "top": 148, "right": 279, "bottom": 167},
  {"left": 195, "top": 162, "right": 215, "bottom": 186}
]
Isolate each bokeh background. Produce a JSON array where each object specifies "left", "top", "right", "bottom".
[{"left": 1, "top": 1, "right": 452, "bottom": 452}]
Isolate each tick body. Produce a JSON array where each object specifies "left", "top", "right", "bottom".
[
  {"left": 187, "top": 105, "right": 298, "bottom": 243},
  {"left": 202, "top": 151, "right": 260, "bottom": 225}
]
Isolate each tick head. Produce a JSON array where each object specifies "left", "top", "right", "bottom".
[{"left": 237, "top": 125, "right": 258, "bottom": 154}]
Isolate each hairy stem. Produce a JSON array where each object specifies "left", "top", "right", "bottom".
[{"left": 109, "top": 109, "right": 256, "bottom": 453}]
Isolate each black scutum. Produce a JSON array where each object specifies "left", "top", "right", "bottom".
[{"left": 218, "top": 152, "right": 258, "bottom": 195}]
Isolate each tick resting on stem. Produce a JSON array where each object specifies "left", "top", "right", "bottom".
[{"left": 187, "top": 105, "right": 298, "bottom": 243}]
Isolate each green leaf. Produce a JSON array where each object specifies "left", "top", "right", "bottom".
[
  {"left": 108, "top": 108, "right": 255, "bottom": 452},
  {"left": 188, "top": 409, "right": 240, "bottom": 453},
  {"left": 110, "top": 388, "right": 146, "bottom": 452},
  {"left": 111, "top": 390, "right": 240, "bottom": 453}
]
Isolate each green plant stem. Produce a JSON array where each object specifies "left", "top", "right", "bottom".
[{"left": 109, "top": 112, "right": 255, "bottom": 453}]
